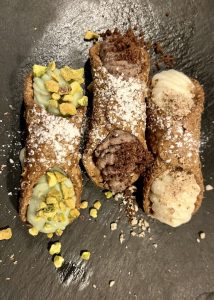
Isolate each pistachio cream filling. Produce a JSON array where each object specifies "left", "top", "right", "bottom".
[
  {"left": 27, "top": 167, "right": 80, "bottom": 235},
  {"left": 32, "top": 61, "right": 88, "bottom": 116}
]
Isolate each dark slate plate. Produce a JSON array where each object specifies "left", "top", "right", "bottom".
[{"left": 0, "top": 0, "right": 214, "bottom": 299}]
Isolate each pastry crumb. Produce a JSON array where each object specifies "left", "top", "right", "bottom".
[
  {"left": 110, "top": 222, "right": 117, "bottom": 231},
  {"left": 199, "top": 231, "right": 206, "bottom": 240},
  {"left": 119, "top": 232, "right": 125, "bottom": 244},
  {"left": 109, "top": 280, "right": 115, "bottom": 287},
  {"left": 206, "top": 184, "right": 213, "bottom": 191}
]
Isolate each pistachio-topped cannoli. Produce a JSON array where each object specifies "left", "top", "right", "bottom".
[
  {"left": 19, "top": 62, "right": 87, "bottom": 236},
  {"left": 143, "top": 69, "right": 204, "bottom": 227},
  {"left": 83, "top": 29, "right": 153, "bottom": 193}
]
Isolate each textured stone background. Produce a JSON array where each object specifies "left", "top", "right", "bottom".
[{"left": 0, "top": 0, "right": 213, "bottom": 299}]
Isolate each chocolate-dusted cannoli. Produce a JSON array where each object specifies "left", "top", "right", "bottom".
[
  {"left": 143, "top": 69, "right": 204, "bottom": 227},
  {"left": 83, "top": 29, "right": 153, "bottom": 193},
  {"left": 19, "top": 62, "right": 87, "bottom": 236}
]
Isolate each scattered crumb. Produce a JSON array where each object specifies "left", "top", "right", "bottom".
[
  {"left": 206, "top": 184, "right": 213, "bottom": 191},
  {"left": 13, "top": 261, "right": 18, "bottom": 265},
  {"left": 93, "top": 200, "right": 102, "bottom": 210},
  {"left": 103, "top": 235, "right": 106, "bottom": 238},
  {"left": 81, "top": 251, "right": 91, "bottom": 261},
  {"left": 199, "top": 232, "right": 206, "bottom": 240},
  {"left": 93, "top": 284, "right": 97, "bottom": 289},
  {"left": 54, "top": 255, "right": 64, "bottom": 268},
  {"left": 119, "top": 232, "right": 125, "bottom": 244},
  {"left": 197, "top": 238, "right": 200, "bottom": 243},
  {"left": 28, "top": 227, "right": 39, "bottom": 236},
  {"left": 9, "top": 159, "right": 14, "bottom": 164},
  {"left": 104, "top": 191, "right": 113, "bottom": 199},
  {"left": 84, "top": 31, "right": 99, "bottom": 41},
  {"left": 8, "top": 192, "right": 12, "bottom": 196},
  {"left": 153, "top": 243, "right": 158, "bottom": 248},
  {"left": 0, "top": 227, "right": 12, "bottom": 240},
  {"left": 49, "top": 242, "right": 61, "bottom": 256},
  {"left": 109, "top": 280, "right": 115, "bottom": 287},
  {"left": 90, "top": 208, "right": 97, "bottom": 219},
  {"left": 110, "top": 222, "right": 117, "bottom": 231},
  {"left": 131, "top": 231, "right": 137, "bottom": 236},
  {"left": 6, "top": 278, "right": 10, "bottom": 281},
  {"left": 80, "top": 200, "right": 88, "bottom": 209},
  {"left": 130, "top": 217, "right": 138, "bottom": 226}
]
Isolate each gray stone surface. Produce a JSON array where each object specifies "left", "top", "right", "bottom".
[{"left": 0, "top": 0, "right": 214, "bottom": 299}]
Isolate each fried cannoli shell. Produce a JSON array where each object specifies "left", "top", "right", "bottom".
[
  {"left": 19, "top": 74, "right": 86, "bottom": 222},
  {"left": 144, "top": 78, "right": 205, "bottom": 216},
  {"left": 83, "top": 31, "right": 151, "bottom": 189}
]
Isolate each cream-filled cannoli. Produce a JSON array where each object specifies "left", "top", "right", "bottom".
[
  {"left": 144, "top": 69, "right": 204, "bottom": 227},
  {"left": 19, "top": 62, "right": 87, "bottom": 236},
  {"left": 83, "top": 29, "right": 153, "bottom": 193}
]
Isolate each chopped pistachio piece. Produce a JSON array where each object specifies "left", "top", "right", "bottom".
[
  {"left": 59, "top": 202, "right": 66, "bottom": 210},
  {"left": 61, "top": 182, "right": 73, "bottom": 199},
  {"left": 48, "top": 188, "right": 62, "bottom": 200},
  {"left": 63, "top": 94, "right": 73, "bottom": 102},
  {"left": 90, "top": 208, "right": 97, "bottom": 219},
  {"left": 0, "top": 228, "right": 12, "bottom": 240},
  {"left": 52, "top": 93, "right": 61, "bottom": 101},
  {"left": 70, "top": 81, "right": 83, "bottom": 95},
  {"left": 93, "top": 201, "right": 101, "bottom": 210},
  {"left": 80, "top": 201, "right": 88, "bottom": 209},
  {"left": 47, "top": 172, "right": 57, "bottom": 187},
  {"left": 54, "top": 171, "right": 67, "bottom": 182},
  {"left": 61, "top": 66, "right": 84, "bottom": 83},
  {"left": 69, "top": 208, "right": 80, "bottom": 219},
  {"left": 46, "top": 196, "right": 57, "bottom": 205},
  {"left": 47, "top": 233, "right": 53, "bottom": 239},
  {"left": 59, "top": 103, "right": 77, "bottom": 116},
  {"left": 105, "top": 191, "right": 113, "bottom": 199},
  {"left": 64, "top": 198, "right": 76, "bottom": 209},
  {"left": 84, "top": 31, "right": 99, "bottom": 40},
  {"left": 51, "top": 72, "right": 60, "bottom": 82},
  {"left": 29, "top": 227, "right": 39, "bottom": 236},
  {"left": 33, "top": 65, "right": 47, "bottom": 77},
  {"left": 45, "top": 80, "right": 59, "bottom": 93},
  {"left": 48, "top": 61, "right": 56, "bottom": 71},
  {"left": 54, "top": 255, "right": 64, "bottom": 268},
  {"left": 55, "top": 229, "right": 63, "bottom": 236},
  {"left": 49, "top": 242, "right": 61, "bottom": 255},
  {"left": 49, "top": 99, "right": 58, "bottom": 108},
  {"left": 81, "top": 251, "right": 91, "bottom": 261},
  {"left": 44, "top": 223, "right": 52, "bottom": 230},
  {"left": 78, "top": 96, "right": 88, "bottom": 107}
]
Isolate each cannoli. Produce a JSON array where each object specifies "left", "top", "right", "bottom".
[
  {"left": 144, "top": 69, "right": 204, "bottom": 227},
  {"left": 83, "top": 29, "right": 153, "bottom": 193},
  {"left": 19, "top": 62, "right": 87, "bottom": 236}
]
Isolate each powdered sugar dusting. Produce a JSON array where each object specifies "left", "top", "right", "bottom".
[
  {"left": 26, "top": 106, "right": 80, "bottom": 166},
  {"left": 96, "top": 66, "right": 147, "bottom": 135}
]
